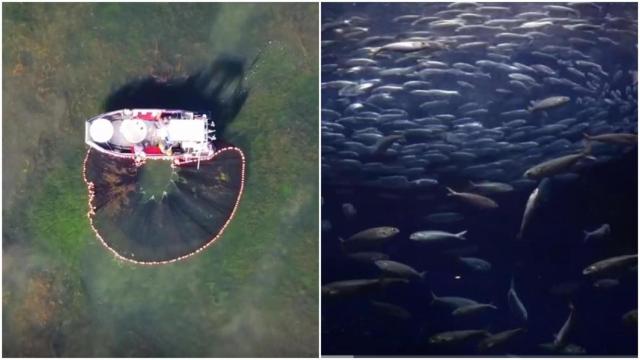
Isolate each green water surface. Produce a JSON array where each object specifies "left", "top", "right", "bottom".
[{"left": 2, "top": 3, "right": 318, "bottom": 357}]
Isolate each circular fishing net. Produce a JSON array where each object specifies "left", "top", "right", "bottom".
[{"left": 82, "top": 146, "right": 245, "bottom": 264}]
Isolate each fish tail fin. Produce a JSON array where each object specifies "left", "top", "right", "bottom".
[
  {"left": 428, "top": 289, "right": 437, "bottom": 304},
  {"left": 419, "top": 271, "right": 428, "bottom": 281},
  {"left": 446, "top": 186, "right": 456, "bottom": 196},
  {"left": 338, "top": 237, "right": 346, "bottom": 253},
  {"left": 456, "top": 230, "right": 468, "bottom": 239},
  {"left": 569, "top": 301, "right": 575, "bottom": 311},
  {"left": 527, "top": 37, "right": 534, "bottom": 47},
  {"left": 370, "top": 47, "right": 382, "bottom": 56},
  {"left": 583, "top": 132, "right": 592, "bottom": 141}
]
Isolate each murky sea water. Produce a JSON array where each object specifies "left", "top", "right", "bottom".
[{"left": 3, "top": 3, "right": 318, "bottom": 357}]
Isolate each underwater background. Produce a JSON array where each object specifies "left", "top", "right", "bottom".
[
  {"left": 3, "top": 3, "right": 318, "bottom": 357},
  {"left": 321, "top": 2, "right": 637, "bottom": 356}
]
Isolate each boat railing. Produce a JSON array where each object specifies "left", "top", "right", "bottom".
[{"left": 86, "top": 109, "right": 214, "bottom": 160}]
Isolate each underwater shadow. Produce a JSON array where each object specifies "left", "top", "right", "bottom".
[{"left": 104, "top": 55, "right": 249, "bottom": 137}]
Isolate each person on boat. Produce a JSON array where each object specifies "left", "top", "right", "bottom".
[
  {"left": 154, "top": 122, "right": 174, "bottom": 156},
  {"left": 159, "top": 141, "right": 173, "bottom": 156},
  {"left": 133, "top": 143, "right": 146, "bottom": 163}
]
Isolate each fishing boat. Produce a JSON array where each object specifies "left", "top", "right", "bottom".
[{"left": 85, "top": 108, "right": 216, "bottom": 165}]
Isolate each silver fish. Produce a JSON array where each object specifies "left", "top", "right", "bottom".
[
  {"left": 517, "top": 186, "right": 539, "bottom": 240},
  {"left": 478, "top": 328, "right": 526, "bottom": 353},
  {"left": 583, "top": 223, "right": 611, "bottom": 243},
  {"left": 375, "top": 259, "right": 426, "bottom": 279},
  {"left": 468, "top": 181, "right": 514, "bottom": 194},
  {"left": 458, "top": 257, "right": 492, "bottom": 272},
  {"left": 583, "top": 132, "right": 637, "bottom": 145},
  {"left": 342, "top": 226, "right": 400, "bottom": 251},
  {"left": 347, "top": 251, "right": 389, "bottom": 263},
  {"left": 593, "top": 278, "right": 619, "bottom": 289},
  {"left": 524, "top": 141, "right": 593, "bottom": 179},
  {"left": 429, "top": 329, "right": 490, "bottom": 346},
  {"left": 371, "top": 40, "right": 447, "bottom": 56},
  {"left": 410, "top": 230, "right": 468, "bottom": 243},
  {"left": 528, "top": 96, "right": 570, "bottom": 111},
  {"left": 322, "top": 278, "right": 407, "bottom": 298},
  {"left": 507, "top": 276, "right": 528, "bottom": 324},
  {"left": 446, "top": 187, "right": 499, "bottom": 209},
  {"left": 430, "top": 290, "right": 479, "bottom": 311},
  {"left": 452, "top": 303, "right": 498, "bottom": 318},
  {"left": 371, "top": 134, "right": 403, "bottom": 156},
  {"left": 583, "top": 254, "right": 638, "bottom": 276},
  {"left": 553, "top": 303, "right": 576, "bottom": 348}
]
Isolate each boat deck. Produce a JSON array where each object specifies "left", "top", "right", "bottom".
[
  {"left": 86, "top": 109, "right": 214, "bottom": 158},
  {"left": 108, "top": 120, "right": 162, "bottom": 148}
]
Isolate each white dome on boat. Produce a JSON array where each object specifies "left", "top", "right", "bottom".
[
  {"left": 120, "top": 119, "right": 148, "bottom": 144},
  {"left": 89, "top": 118, "right": 114, "bottom": 143}
]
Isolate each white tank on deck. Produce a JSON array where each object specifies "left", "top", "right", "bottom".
[
  {"left": 120, "top": 119, "right": 148, "bottom": 144},
  {"left": 89, "top": 118, "right": 114, "bottom": 143}
]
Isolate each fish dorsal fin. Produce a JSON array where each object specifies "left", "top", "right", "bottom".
[{"left": 429, "top": 290, "right": 438, "bottom": 303}]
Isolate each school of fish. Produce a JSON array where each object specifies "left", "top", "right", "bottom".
[{"left": 321, "top": 2, "right": 637, "bottom": 356}]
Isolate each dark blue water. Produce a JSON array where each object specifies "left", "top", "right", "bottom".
[
  {"left": 321, "top": 2, "right": 638, "bottom": 356},
  {"left": 323, "top": 150, "right": 637, "bottom": 355}
]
